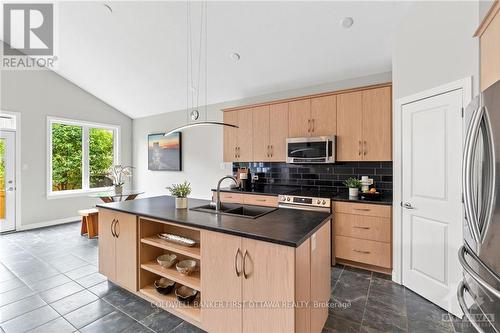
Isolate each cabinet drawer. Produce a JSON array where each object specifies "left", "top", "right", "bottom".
[
  {"left": 334, "top": 202, "right": 391, "bottom": 218},
  {"left": 243, "top": 194, "right": 278, "bottom": 207},
  {"left": 216, "top": 192, "right": 244, "bottom": 204},
  {"left": 334, "top": 213, "right": 391, "bottom": 243},
  {"left": 335, "top": 235, "right": 391, "bottom": 268}
]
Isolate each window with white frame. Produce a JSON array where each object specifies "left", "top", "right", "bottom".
[{"left": 47, "top": 117, "right": 120, "bottom": 196}]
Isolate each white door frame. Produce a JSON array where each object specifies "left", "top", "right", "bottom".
[
  {"left": 392, "top": 77, "right": 472, "bottom": 284},
  {"left": 0, "top": 110, "right": 21, "bottom": 232}
]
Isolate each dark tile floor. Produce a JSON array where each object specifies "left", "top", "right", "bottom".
[{"left": 0, "top": 222, "right": 473, "bottom": 333}]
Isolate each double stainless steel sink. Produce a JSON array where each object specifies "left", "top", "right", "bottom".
[{"left": 191, "top": 203, "right": 277, "bottom": 219}]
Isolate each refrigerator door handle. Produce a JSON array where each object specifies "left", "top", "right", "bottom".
[
  {"left": 457, "top": 281, "right": 489, "bottom": 333},
  {"left": 458, "top": 245, "right": 500, "bottom": 299},
  {"left": 476, "top": 108, "right": 496, "bottom": 244},
  {"left": 463, "top": 105, "right": 484, "bottom": 244}
]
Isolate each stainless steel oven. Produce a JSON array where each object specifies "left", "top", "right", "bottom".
[{"left": 286, "top": 136, "right": 335, "bottom": 164}]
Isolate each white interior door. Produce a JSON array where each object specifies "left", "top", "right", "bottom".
[
  {"left": 402, "top": 89, "right": 463, "bottom": 316},
  {"left": 0, "top": 131, "right": 16, "bottom": 232}
]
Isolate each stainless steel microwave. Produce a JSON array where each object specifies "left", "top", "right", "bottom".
[{"left": 286, "top": 136, "right": 336, "bottom": 164}]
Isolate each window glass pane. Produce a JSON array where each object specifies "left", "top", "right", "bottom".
[
  {"left": 52, "top": 123, "right": 83, "bottom": 191},
  {"left": 89, "top": 128, "right": 114, "bottom": 188}
]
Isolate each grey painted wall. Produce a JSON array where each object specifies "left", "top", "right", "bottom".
[
  {"left": 1, "top": 70, "right": 133, "bottom": 228},
  {"left": 133, "top": 72, "right": 392, "bottom": 200},
  {"left": 392, "top": 1, "right": 480, "bottom": 100}
]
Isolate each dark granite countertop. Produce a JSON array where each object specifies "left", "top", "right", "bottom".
[
  {"left": 97, "top": 196, "right": 331, "bottom": 247},
  {"left": 331, "top": 192, "right": 393, "bottom": 206},
  {"left": 213, "top": 187, "right": 393, "bottom": 206}
]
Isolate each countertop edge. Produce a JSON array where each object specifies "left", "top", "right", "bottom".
[
  {"left": 96, "top": 204, "right": 332, "bottom": 248},
  {"left": 213, "top": 188, "right": 393, "bottom": 206}
]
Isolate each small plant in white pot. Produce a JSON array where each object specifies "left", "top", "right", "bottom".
[
  {"left": 166, "top": 181, "right": 192, "bottom": 209},
  {"left": 344, "top": 177, "right": 362, "bottom": 197}
]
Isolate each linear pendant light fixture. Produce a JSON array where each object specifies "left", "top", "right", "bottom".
[{"left": 164, "top": 1, "right": 238, "bottom": 137}]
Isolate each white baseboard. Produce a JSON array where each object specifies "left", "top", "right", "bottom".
[{"left": 18, "top": 216, "right": 80, "bottom": 231}]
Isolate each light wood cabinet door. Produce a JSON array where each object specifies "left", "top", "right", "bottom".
[
  {"left": 242, "top": 238, "right": 295, "bottom": 333},
  {"left": 98, "top": 209, "right": 116, "bottom": 281},
  {"left": 201, "top": 231, "right": 242, "bottom": 333},
  {"left": 114, "top": 212, "right": 137, "bottom": 291},
  {"left": 362, "top": 87, "right": 392, "bottom": 161},
  {"left": 311, "top": 95, "right": 337, "bottom": 136},
  {"left": 310, "top": 222, "right": 331, "bottom": 333},
  {"left": 223, "top": 111, "right": 238, "bottom": 162},
  {"left": 336, "top": 92, "right": 363, "bottom": 161},
  {"left": 269, "top": 103, "right": 288, "bottom": 161},
  {"left": 288, "top": 99, "right": 311, "bottom": 138},
  {"left": 252, "top": 106, "right": 270, "bottom": 161},
  {"left": 237, "top": 108, "right": 253, "bottom": 162}
]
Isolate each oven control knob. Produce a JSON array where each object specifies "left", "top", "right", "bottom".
[
  {"left": 286, "top": 197, "right": 290, "bottom": 201},
  {"left": 317, "top": 200, "right": 321, "bottom": 204},
  {"left": 322, "top": 200, "right": 326, "bottom": 205},
  {"left": 280, "top": 196, "right": 286, "bottom": 201}
]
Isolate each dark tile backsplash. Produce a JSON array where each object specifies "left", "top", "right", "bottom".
[{"left": 233, "top": 161, "right": 393, "bottom": 196}]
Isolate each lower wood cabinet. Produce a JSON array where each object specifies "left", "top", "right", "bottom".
[
  {"left": 333, "top": 202, "right": 392, "bottom": 273},
  {"left": 201, "top": 221, "right": 330, "bottom": 333},
  {"left": 98, "top": 208, "right": 137, "bottom": 291}
]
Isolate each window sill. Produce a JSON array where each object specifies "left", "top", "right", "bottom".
[{"left": 47, "top": 187, "right": 113, "bottom": 200}]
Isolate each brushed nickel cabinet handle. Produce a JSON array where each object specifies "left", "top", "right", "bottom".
[
  {"left": 358, "top": 141, "right": 362, "bottom": 156},
  {"left": 312, "top": 119, "right": 315, "bottom": 132},
  {"left": 307, "top": 119, "right": 311, "bottom": 133},
  {"left": 235, "top": 147, "right": 237, "bottom": 158},
  {"left": 271, "top": 145, "right": 273, "bottom": 157},
  {"left": 235, "top": 248, "right": 241, "bottom": 277},
  {"left": 114, "top": 220, "right": 120, "bottom": 238},
  {"left": 256, "top": 199, "right": 266, "bottom": 202},
  {"left": 353, "top": 208, "right": 370, "bottom": 211},
  {"left": 353, "top": 249, "right": 370, "bottom": 254},
  {"left": 243, "top": 250, "right": 249, "bottom": 279},
  {"left": 353, "top": 226, "right": 370, "bottom": 230},
  {"left": 363, "top": 141, "right": 367, "bottom": 156},
  {"left": 110, "top": 219, "right": 116, "bottom": 237}
]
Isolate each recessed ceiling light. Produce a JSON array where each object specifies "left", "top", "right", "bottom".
[
  {"left": 229, "top": 53, "right": 241, "bottom": 62},
  {"left": 341, "top": 17, "right": 354, "bottom": 29}
]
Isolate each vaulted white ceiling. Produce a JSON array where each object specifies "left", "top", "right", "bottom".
[{"left": 55, "top": 1, "right": 411, "bottom": 118}]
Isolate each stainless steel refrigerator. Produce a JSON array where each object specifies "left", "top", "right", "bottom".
[{"left": 458, "top": 80, "right": 500, "bottom": 332}]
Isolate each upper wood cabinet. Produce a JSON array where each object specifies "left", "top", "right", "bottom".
[
  {"left": 269, "top": 103, "right": 289, "bottom": 161},
  {"left": 311, "top": 95, "right": 337, "bottom": 136},
  {"left": 223, "top": 109, "right": 253, "bottom": 162},
  {"left": 288, "top": 99, "right": 311, "bottom": 137},
  {"left": 362, "top": 87, "right": 392, "bottom": 160},
  {"left": 336, "top": 87, "right": 392, "bottom": 161},
  {"left": 475, "top": 1, "right": 500, "bottom": 91},
  {"left": 252, "top": 103, "right": 289, "bottom": 162},
  {"left": 337, "top": 91, "right": 363, "bottom": 161},
  {"left": 288, "top": 96, "right": 336, "bottom": 138},
  {"left": 223, "top": 83, "right": 391, "bottom": 162}
]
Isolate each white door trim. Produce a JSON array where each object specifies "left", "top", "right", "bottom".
[
  {"left": 0, "top": 110, "right": 21, "bottom": 232},
  {"left": 392, "top": 77, "right": 472, "bottom": 284}
]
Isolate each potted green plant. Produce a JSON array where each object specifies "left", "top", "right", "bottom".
[
  {"left": 166, "top": 181, "right": 192, "bottom": 209},
  {"left": 343, "top": 177, "right": 361, "bottom": 197},
  {"left": 108, "top": 165, "right": 133, "bottom": 195}
]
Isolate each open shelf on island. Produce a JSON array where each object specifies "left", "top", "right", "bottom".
[
  {"left": 141, "top": 260, "right": 201, "bottom": 291},
  {"left": 140, "top": 283, "right": 201, "bottom": 324},
  {"left": 141, "top": 236, "right": 201, "bottom": 259}
]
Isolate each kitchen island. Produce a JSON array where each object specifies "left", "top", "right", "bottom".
[{"left": 96, "top": 196, "right": 332, "bottom": 333}]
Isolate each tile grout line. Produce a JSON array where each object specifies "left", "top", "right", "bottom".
[{"left": 357, "top": 271, "right": 373, "bottom": 333}]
